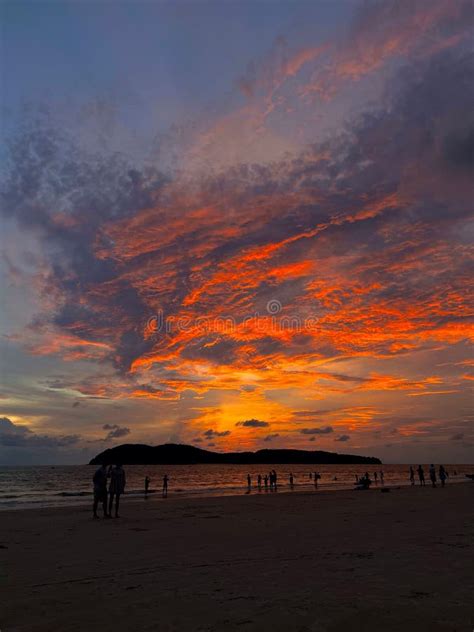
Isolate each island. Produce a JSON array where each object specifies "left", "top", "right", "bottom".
[{"left": 89, "top": 443, "right": 381, "bottom": 465}]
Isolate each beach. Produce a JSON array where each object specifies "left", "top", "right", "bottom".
[{"left": 1, "top": 483, "right": 473, "bottom": 632}]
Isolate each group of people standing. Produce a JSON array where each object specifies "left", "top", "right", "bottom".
[
  {"left": 93, "top": 463, "right": 454, "bottom": 517},
  {"left": 249, "top": 470, "right": 278, "bottom": 491},
  {"left": 248, "top": 470, "right": 325, "bottom": 491},
  {"left": 92, "top": 464, "right": 126, "bottom": 519},
  {"left": 93, "top": 466, "right": 169, "bottom": 518},
  {"left": 409, "top": 464, "right": 448, "bottom": 487}
]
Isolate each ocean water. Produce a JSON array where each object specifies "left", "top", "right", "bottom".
[{"left": 0, "top": 463, "right": 471, "bottom": 510}]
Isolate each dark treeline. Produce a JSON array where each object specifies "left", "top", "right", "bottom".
[{"left": 89, "top": 443, "right": 381, "bottom": 465}]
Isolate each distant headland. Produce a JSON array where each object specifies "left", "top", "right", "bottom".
[{"left": 89, "top": 443, "right": 381, "bottom": 465}]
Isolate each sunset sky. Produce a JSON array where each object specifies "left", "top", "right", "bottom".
[{"left": 0, "top": 0, "right": 473, "bottom": 464}]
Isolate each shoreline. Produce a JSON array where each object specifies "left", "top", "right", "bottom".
[
  {"left": 2, "top": 483, "right": 473, "bottom": 631},
  {"left": 1, "top": 477, "right": 473, "bottom": 514}
]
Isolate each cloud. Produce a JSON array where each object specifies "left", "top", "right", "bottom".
[
  {"left": 203, "top": 429, "right": 231, "bottom": 438},
  {"left": 263, "top": 433, "right": 280, "bottom": 442},
  {"left": 102, "top": 424, "right": 130, "bottom": 440},
  {"left": 236, "top": 418, "right": 269, "bottom": 428},
  {"left": 300, "top": 426, "right": 333, "bottom": 435},
  {"left": 335, "top": 434, "right": 350, "bottom": 442},
  {"left": 0, "top": 417, "right": 80, "bottom": 448},
  {"left": 4, "top": 48, "right": 473, "bottom": 386}
]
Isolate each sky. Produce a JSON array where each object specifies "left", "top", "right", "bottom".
[{"left": 0, "top": 0, "right": 473, "bottom": 465}]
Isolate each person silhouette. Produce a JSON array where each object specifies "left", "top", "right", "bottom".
[
  {"left": 374, "top": 471, "right": 378, "bottom": 485},
  {"left": 439, "top": 465, "right": 447, "bottom": 487},
  {"left": 162, "top": 474, "right": 169, "bottom": 497},
  {"left": 379, "top": 471, "right": 384, "bottom": 485},
  {"left": 289, "top": 472, "right": 294, "bottom": 489},
  {"left": 247, "top": 474, "right": 251, "bottom": 490},
  {"left": 264, "top": 474, "right": 268, "bottom": 490},
  {"left": 93, "top": 464, "right": 109, "bottom": 519},
  {"left": 417, "top": 465, "right": 425, "bottom": 486},
  {"left": 429, "top": 464, "right": 437, "bottom": 488},
  {"left": 144, "top": 476, "right": 151, "bottom": 496},
  {"left": 108, "top": 464, "right": 126, "bottom": 518},
  {"left": 409, "top": 466, "right": 415, "bottom": 485},
  {"left": 257, "top": 474, "right": 262, "bottom": 490},
  {"left": 272, "top": 470, "right": 278, "bottom": 490}
]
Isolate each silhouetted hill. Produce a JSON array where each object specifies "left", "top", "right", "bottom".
[{"left": 89, "top": 443, "right": 381, "bottom": 465}]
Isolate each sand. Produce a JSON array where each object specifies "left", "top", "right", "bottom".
[{"left": 1, "top": 483, "right": 473, "bottom": 632}]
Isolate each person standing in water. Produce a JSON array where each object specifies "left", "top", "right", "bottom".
[
  {"left": 162, "top": 474, "right": 169, "bottom": 497},
  {"left": 93, "top": 464, "right": 109, "bottom": 519},
  {"left": 379, "top": 471, "right": 384, "bottom": 485},
  {"left": 289, "top": 473, "right": 294, "bottom": 489},
  {"left": 417, "top": 465, "right": 425, "bottom": 486},
  {"left": 257, "top": 474, "right": 262, "bottom": 490},
  {"left": 144, "top": 476, "right": 151, "bottom": 496},
  {"left": 108, "top": 464, "right": 126, "bottom": 518},
  {"left": 409, "top": 466, "right": 415, "bottom": 485},
  {"left": 247, "top": 474, "right": 251, "bottom": 490},
  {"left": 374, "top": 471, "right": 378, "bottom": 485},
  {"left": 429, "top": 464, "right": 437, "bottom": 488}
]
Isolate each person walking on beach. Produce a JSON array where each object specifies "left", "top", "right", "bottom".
[
  {"left": 257, "top": 474, "right": 262, "bottom": 490},
  {"left": 145, "top": 476, "right": 151, "bottom": 496},
  {"left": 93, "top": 464, "right": 109, "bottom": 519},
  {"left": 374, "top": 471, "right": 378, "bottom": 485},
  {"left": 380, "top": 471, "right": 384, "bottom": 485},
  {"left": 439, "top": 465, "right": 447, "bottom": 487},
  {"left": 417, "top": 465, "right": 425, "bottom": 486},
  {"left": 247, "top": 474, "right": 251, "bottom": 490},
  {"left": 273, "top": 470, "right": 278, "bottom": 490},
  {"left": 429, "top": 464, "right": 437, "bottom": 488},
  {"left": 108, "top": 464, "right": 126, "bottom": 518},
  {"left": 269, "top": 471, "right": 274, "bottom": 490},
  {"left": 264, "top": 474, "right": 268, "bottom": 490},
  {"left": 162, "top": 474, "right": 169, "bottom": 497},
  {"left": 409, "top": 466, "right": 415, "bottom": 485},
  {"left": 289, "top": 472, "right": 294, "bottom": 489},
  {"left": 314, "top": 472, "right": 320, "bottom": 488}
]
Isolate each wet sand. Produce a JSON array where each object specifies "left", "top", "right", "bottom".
[{"left": 1, "top": 483, "right": 473, "bottom": 631}]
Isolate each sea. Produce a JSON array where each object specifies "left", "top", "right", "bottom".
[{"left": 0, "top": 463, "right": 472, "bottom": 510}]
